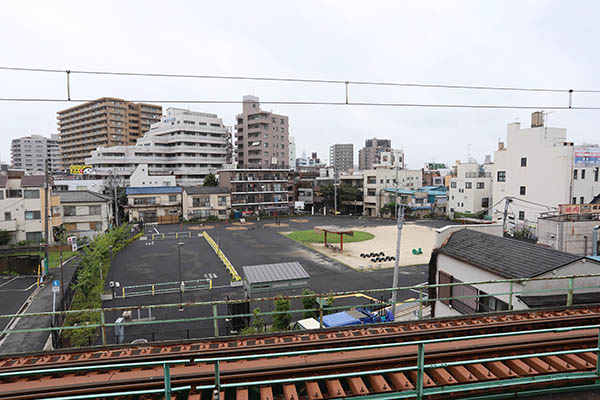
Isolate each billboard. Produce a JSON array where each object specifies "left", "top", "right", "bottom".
[
  {"left": 574, "top": 146, "right": 600, "bottom": 167},
  {"left": 559, "top": 204, "right": 600, "bottom": 214},
  {"left": 70, "top": 165, "right": 94, "bottom": 175}
]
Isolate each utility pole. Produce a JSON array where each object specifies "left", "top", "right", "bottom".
[
  {"left": 390, "top": 204, "right": 405, "bottom": 317},
  {"left": 112, "top": 173, "right": 120, "bottom": 227},
  {"left": 43, "top": 159, "right": 50, "bottom": 275},
  {"left": 333, "top": 169, "right": 338, "bottom": 216},
  {"left": 502, "top": 197, "right": 512, "bottom": 234},
  {"left": 394, "top": 159, "right": 399, "bottom": 217}
]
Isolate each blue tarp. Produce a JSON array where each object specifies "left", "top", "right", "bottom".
[{"left": 323, "top": 312, "right": 361, "bottom": 327}]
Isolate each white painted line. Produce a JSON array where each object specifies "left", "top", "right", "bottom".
[
  {"left": 0, "top": 277, "right": 17, "bottom": 289},
  {"left": 153, "top": 226, "right": 159, "bottom": 234},
  {"left": 140, "top": 236, "right": 147, "bottom": 241}
]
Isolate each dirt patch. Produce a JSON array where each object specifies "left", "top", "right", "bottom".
[
  {"left": 264, "top": 223, "right": 290, "bottom": 228},
  {"left": 233, "top": 221, "right": 255, "bottom": 226},
  {"left": 226, "top": 226, "right": 248, "bottom": 231},
  {"left": 188, "top": 225, "right": 214, "bottom": 230},
  {"left": 289, "top": 219, "right": 309, "bottom": 223}
]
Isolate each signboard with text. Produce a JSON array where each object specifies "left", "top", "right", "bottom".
[
  {"left": 559, "top": 203, "right": 600, "bottom": 214},
  {"left": 574, "top": 146, "right": 600, "bottom": 167},
  {"left": 70, "top": 165, "right": 94, "bottom": 175}
]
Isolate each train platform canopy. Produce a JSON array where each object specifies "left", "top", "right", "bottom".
[
  {"left": 313, "top": 225, "right": 354, "bottom": 251},
  {"left": 242, "top": 261, "right": 310, "bottom": 296}
]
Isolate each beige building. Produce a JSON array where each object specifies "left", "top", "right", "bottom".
[
  {"left": 11, "top": 134, "right": 62, "bottom": 174},
  {"left": 125, "top": 187, "right": 182, "bottom": 224},
  {"left": 58, "top": 191, "right": 113, "bottom": 239},
  {"left": 57, "top": 97, "right": 162, "bottom": 167},
  {"left": 363, "top": 167, "right": 423, "bottom": 216},
  {"left": 235, "top": 95, "right": 289, "bottom": 168},
  {"left": 183, "top": 187, "right": 231, "bottom": 221},
  {"left": 358, "top": 138, "right": 391, "bottom": 171},
  {"left": 0, "top": 171, "right": 61, "bottom": 244}
]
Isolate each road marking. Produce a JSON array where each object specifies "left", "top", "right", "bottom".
[
  {"left": 153, "top": 226, "right": 159, "bottom": 234},
  {"left": 0, "top": 277, "right": 17, "bottom": 289},
  {"left": 140, "top": 236, "right": 147, "bottom": 241}
]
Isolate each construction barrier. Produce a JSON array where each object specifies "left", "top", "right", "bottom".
[
  {"left": 202, "top": 231, "right": 242, "bottom": 282},
  {"left": 151, "top": 232, "right": 192, "bottom": 241}
]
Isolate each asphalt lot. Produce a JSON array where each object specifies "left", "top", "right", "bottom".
[
  {"left": 102, "top": 216, "right": 441, "bottom": 344},
  {"left": 0, "top": 276, "right": 37, "bottom": 332}
]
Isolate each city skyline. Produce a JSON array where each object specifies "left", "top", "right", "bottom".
[{"left": 2, "top": 2, "right": 600, "bottom": 168}]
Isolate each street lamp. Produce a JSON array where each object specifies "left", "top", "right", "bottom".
[{"left": 177, "top": 242, "right": 184, "bottom": 311}]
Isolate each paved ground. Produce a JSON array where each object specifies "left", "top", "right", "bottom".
[
  {"left": 0, "top": 276, "right": 37, "bottom": 331},
  {"left": 101, "top": 216, "right": 443, "bottom": 344}
]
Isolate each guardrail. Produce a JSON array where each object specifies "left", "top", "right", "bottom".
[{"left": 201, "top": 231, "right": 241, "bottom": 282}]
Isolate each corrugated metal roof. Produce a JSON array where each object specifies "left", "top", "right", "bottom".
[
  {"left": 126, "top": 186, "right": 182, "bottom": 195},
  {"left": 58, "top": 190, "right": 112, "bottom": 203},
  {"left": 438, "top": 229, "right": 585, "bottom": 279},
  {"left": 21, "top": 175, "right": 46, "bottom": 187},
  {"left": 184, "top": 186, "right": 230, "bottom": 195},
  {"left": 242, "top": 261, "right": 309, "bottom": 284}
]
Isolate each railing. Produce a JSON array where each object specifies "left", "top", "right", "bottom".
[
  {"left": 2, "top": 322, "right": 599, "bottom": 400},
  {"left": 201, "top": 231, "right": 241, "bottom": 282},
  {"left": 465, "top": 171, "right": 492, "bottom": 178}
]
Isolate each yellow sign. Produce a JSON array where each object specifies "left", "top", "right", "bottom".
[{"left": 70, "top": 165, "right": 94, "bottom": 175}]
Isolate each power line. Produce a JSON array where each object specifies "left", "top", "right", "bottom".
[{"left": 1, "top": 65, "right": 600, "bottom": 93}]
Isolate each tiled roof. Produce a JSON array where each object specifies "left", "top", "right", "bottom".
[
  {"left": 437, "top": 229, "right": 583, "bottom": 278},
  {"left": 126, "top": 186, "right": 182, "bottom": 195},
  {"left": 183, "top": 186, "right": 230, "bottom": 195},
  {"left": 242, "top": 262, "right": 310, "bottom": 284},
  {"left": 58, "top": 190, "right": 112, "bottom": 203}
]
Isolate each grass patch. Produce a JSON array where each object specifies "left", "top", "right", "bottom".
[{"left": 286, "top": 230, "right": 374, "bottom": 243}]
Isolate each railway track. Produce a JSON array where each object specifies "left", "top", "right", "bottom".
[
  {"left": 0, "top": 324, "right": 598, "bottom": 399},
  {"left": 2, "top": 305, "right": 599, "bottom": 374}
]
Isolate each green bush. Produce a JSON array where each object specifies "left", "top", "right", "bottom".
[
  {"left": 272, "top": 298, "right": 291, "bottom": 331},
  {"left": 301, "top": 289, "right": 318, "bottom": 319},
  {"left": 62, "top": 225, "right": 137, "bottom": 348}
]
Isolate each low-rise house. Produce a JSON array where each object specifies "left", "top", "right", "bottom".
[
  {"left": 182, "top": 187, "right": 231, "bottom": 221},
  {"left": 429, "top": 229, "right": 600, "bottom": 318},
  {"left": 58, "top": 191, "right": 113, "bottom": 239},
  {"left": 125, "top": 187, "right": 182, "bottom": 224},
  {"left": 0, "top": 171, "right": 61, "bottom": 244}
]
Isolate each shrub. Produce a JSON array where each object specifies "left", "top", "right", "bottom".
[
  {"left": 301, "top": 289, "right": 318, "bottom": 319},
  {"left": 272, "top": 297, "right": 291, "bottom": 331}
]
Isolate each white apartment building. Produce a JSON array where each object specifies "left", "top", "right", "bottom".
[
  {"left": 129, "top": 164, "right": 176, "bottom": 187},
  {"left": 492, "top": 112, "right": 600, "bottom": 226},
  {"left": 54, "top": 179, "right": 107, "bottom": 193},
  {"left": 86, "top": 108, "right": 231, "bottom": 186},
  {"left": 363, "top": 167, "right": 423, "bottom": 216},
  {"left": 11, "top": 134, "right": 62, "bottom": 174},
  {"left": 58, "top": 191, "right": 113, "bottom": 239},
  {"left": 377, "top": 149, "right": 405, "bottom": 169},
  {"left": 448, "top": 160, "right": 493, "bottom": 217}
]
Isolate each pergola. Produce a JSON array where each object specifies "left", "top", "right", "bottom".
[{"left": 314, "top": 225, "right": 354, "bottom": 252}]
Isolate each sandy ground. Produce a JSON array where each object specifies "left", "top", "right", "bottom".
[{"left": 300, "top": 223, "right": 435, "bottom": 270}]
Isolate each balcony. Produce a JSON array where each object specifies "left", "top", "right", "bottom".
[
  {"left": 465, "top": 172, "right": 491, "bottom": 178},
  {"left": 0, "top": 220, "right": 17, "bottom": 231}
]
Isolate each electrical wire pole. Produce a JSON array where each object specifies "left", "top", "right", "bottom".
[
  {"left": 502, "top": 197, "right": 512, "bottom": 234},
  {"left": 390, "top": 203, "right": 405, "bottom": 317},
  {"left": 333, "top": 169, "right": 338, "bottom": 216},
  {"left": 43, "top": 159, "right": 50, "bottom": 275}
]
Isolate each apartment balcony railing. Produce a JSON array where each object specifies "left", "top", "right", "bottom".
[{"left": 465, "top": 172, "right": 492, "bottom": 178}]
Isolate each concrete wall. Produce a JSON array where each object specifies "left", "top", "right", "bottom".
[
  {"left": 537, "top": 218, "right": 600, "bottom": 255},
  {"left": 434, "top": 223, "right": 503, "bottom": 248}
]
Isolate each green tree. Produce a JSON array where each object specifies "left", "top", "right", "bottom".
[
  {"left": 203, "top": 173, "right": 218, "bottom": 187},
  {"left": 252, "top": 307, "right": 265, "bottom": 333},
  {"left": 301, "top": 289, "right": 318, "bottom": 319},
  {"left": 0, "top": 229, "right": 10, "bottom": 246},
  {"left": 380, "top": 202, "right": 396, "bottom": 217},
  {"left": 272, "top": 297, "right": 291, "bottom": 331},
  {"left": 324, "top": 292, "right": 335, "bottom": 315}
]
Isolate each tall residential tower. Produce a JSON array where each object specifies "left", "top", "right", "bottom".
[
  {"left": 329, "top": 144, "right": 354, "bottom": 171},
  {"left": 11, "top": 134, "right": 62, "bottom": 174}
]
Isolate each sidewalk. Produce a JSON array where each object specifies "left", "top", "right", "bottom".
[{"left": 0, "top": 256, "right": 79, "bottom": 355}]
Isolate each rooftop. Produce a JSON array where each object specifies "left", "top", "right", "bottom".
[
  {"left": 183, "top": 186, "right": 230, "bottom": 195},
  {"left": 242, "top": 262, "right": 310, "bottom": 284},
  {"left": 58, "top": 190, "right": 112, "bottom": 203},
  {"left": 126, "top": 186, "right": 182, "bottom": 195},
  {"left": 437, "top": 229, "right": 590, "bottom": 278}
]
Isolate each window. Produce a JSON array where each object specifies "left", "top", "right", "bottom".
[
  {"left": 26, "top": 232, "right": 43, "bottom": 243},
  {"left": 476, "top": 182, "right": 485, "bottom": 189},
  {"left": 519, "top": 211, "right": 525, "bottom": 220},
  {"left": 519, "top": 186, "right": 526, "bottom": 195},
  {"left": 596, "top": 168, "right": 599, "bottom": 182},
  {"left": 451, "top": 279, "right": 478, "bottom": 314},
  {"left": 168, "top": 195, "right": 178, "bottom": 202},
  {"left": 573, "top": 197, "right": 577, "bottom": 204},
  {"left": 63, "top": 223, "right": 77, "bottom": 232},
  {"left": 581, "top": 197, "right": 585, "bottom": 204},
  {"left": 481, "top": 197, "right": 489, "bottom": 208},
  {"left": 497, "top": 171, "right": 506, "bottom": 182},
  {"left": 367, "top": 189, "right": 376, "bottom": 196},
  {"left": 4, "top": 212, "right": 10, "bottom": 220},
  {"left": 25, "top": 210, "right": 41, "bottom": 220},
  {"left": 478, "top": 291, "right": 509, "bottom": 312},
  {"left": 450, "top": 182, "right": 457, "bottom": 188},
  {"left": 7, "top": 190, "right": 22, "bottom": 198},
  {"left": 582, "top": 169, "right": 586, "bottom": 179},
  {"left": 367, "top": 176, "right": 376, "bottom": 184},
  {"left": 218, "top": 196, "right": 228, "bottom": 207},
  {"left": 0, "top": 190, "right": 4, "bottom": 200},
  {"left": 89, "top": 205, "right": 101, "bottom": 215},
  {"left": 134, "top": 197, "right": 156, "bottom": 205},
  {"left": 520, "top": 157, "right": 527, "bottom": 167},
  {"left": 192, "top": 197, "right": 210, "bottom": 207},
  {"left": 63, "top": 206, "right": 76, "bottom": 216},
  {"left": 465, "top": 182, "right": 472, "bottom": 189},
  {"left": 438, "top": 271, "right": 452, "bottom": 305},
  {"left": 574, "top": 169, "right": 578, "bottom": 179}
]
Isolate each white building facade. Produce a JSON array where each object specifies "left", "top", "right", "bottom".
[
  {"left": 11, "top": 134, "right": 62, "bottom": 174},
  {"left": 448, "top": 161, "right": 493, "bottom": 217},
  {"left": 86, "top": 108, "right": 231, "bottom": 186},
  {"left": 363, "top": 167, "right": 423, "bottom": 216},
  {"left": 493, "top": 112, "right": 600, "bottom": 227},
  {"left": 289, "top": 136, "right": 296, "bottom": 171}
]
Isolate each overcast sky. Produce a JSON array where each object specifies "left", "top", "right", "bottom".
[{"left": 1, "top": 1, "right": 600, "bottom": 168}]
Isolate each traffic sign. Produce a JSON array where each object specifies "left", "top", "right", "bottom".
[{"left": 52, "top": 280, "right": 60, "bottom": 293}]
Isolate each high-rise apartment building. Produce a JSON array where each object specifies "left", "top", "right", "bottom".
[
  {"left": 329, "top": 144, "right": 354, "bottom": 171},
  {"left": 289, "top": 136, "right": 296, "bottom": 171},
  {"left": 235, "top": 95, "right": 289, "bottom": 168},
  {"left": 57, "top": 97, "right": 162, "bottom": 167},
  {"left": 86, "top": 108, "right": 231, "bottom": 186},
  {"left": 358, "top": 138, "right": 391, "bottom": 170},
  {"left": 11, "top": 134, "right": 62, "bottom": 174}
]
